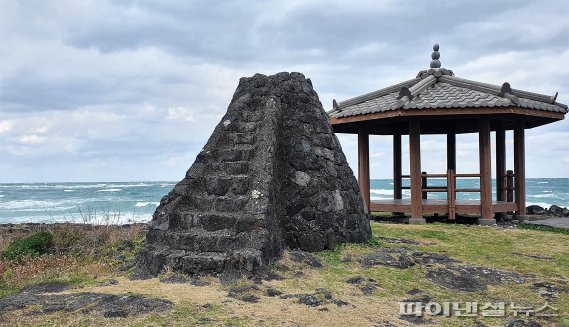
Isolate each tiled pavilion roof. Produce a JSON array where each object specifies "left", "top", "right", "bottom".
[{"left": 329, "top": 44, "right": 568, "bottom": 119}]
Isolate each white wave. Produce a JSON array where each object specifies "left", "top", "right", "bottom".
[
  {"left": 0, "top": 199, "right": 66, "bottom": 210},
  {"left": 135, "top": 202, "right": 159, "bottom": 207},
  {"left": 97, "top": 188, "right": 122, "bottom": 192},
  {"left": 537, "top": 181, "right": 548, "bottom": 184},
  {"left": 0, "top": 195, "right": 4, "bottom": 197},
  {"left": 53, "top": 183, "right": 108, "bottom": 189},
  {"left": 63, "top": 189, "right": 75, "bottom": 192},
  {"left": 160, "top": 183, "right": 175, "bottom": 187},
  {"left": 106, "top": 183, "right": 153, "bottom": 188},
  {"left": 532, "top": 193, "right": 556, "bottom": 198},
  {"left": 370, "top": 189, "right": 393, "bottom": 196}
]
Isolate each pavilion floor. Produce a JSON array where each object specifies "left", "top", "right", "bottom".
[{"left": 370, "top": 199, "right": 518, "bottom": 215}]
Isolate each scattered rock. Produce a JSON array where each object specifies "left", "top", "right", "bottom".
[
  {"left": 135, "top": 72, "right": 371, "bottom": 278},
  {"left": 288, "top": 251, "right": 323, "bottom": 268},
  {"left": 261, "top": 272, "right": 284, "bottom": 281},
  {"left": 374, "top": 321, "right": 396, "bottom": 327},
  {"left": 298, "top": 294, "right": 323, "bottom": 307},
  {"left": 455, "top": 265, "right": 530, "bottom": 285},
  {"left": 413, "top": 252, "right": 457, "bottom": 265},
  {"left": 345, "top": 276, "right": 379, "bottom": 295},
  {"left": 406, "top": 289, "right": 423, "bottom": 295},
  {"left": 361, "top": 247, "right": 456, "bottom": 269},
  {"left": 398, "top": 314, "right": 428, "bottom": 325},
  {"left": 532, "top": 282, "right": 556, "bottom": 301},
  {"left": 362, "top": 248, "right": 416, "bottom": 269},
  {"left": 98, "top": 279, "right": 119, "bottom": 287},
  {"left": 504, "top": 319, "right": 542, "bottom": 327},
  {"left": 0, "top": 286, "right": 172, "bottom": 317},
  {"left": 266, "top": 288, "right": 282, "bottom": 297},
  {"left": 190, "top": 278, "right": 211, "bottom": 287},
  {"left": 159, "top": 273, "right": 190, "bottom": 284},
  {"left": 282, "top": 289, "right": 349, "bottom": 308},
  {"left": 331, "top": 299, "right": 349, "bottom": 307},
  {"left": 548, "top": 205, "right": 566, "bottom": 216},
  {"left": 426, "top": 268, "right": 487, "bottom": 292},
  {"left": 527, "top": 205, "right": 546, "bottom": 215},
  {"left": 346, "top": 276, "right": 366, "bottom": 284},
  {"left": 227, "top": 285, "right": 260, "bottom": 303},
  {"left": 401, "top": 296, "right": 433, "bottom": 306},
  {"left": 426, "top": 265, "right": 531, "bottom": 292},
  {"left": 239, "top": 295, "right": 260, "bottom": 303}
]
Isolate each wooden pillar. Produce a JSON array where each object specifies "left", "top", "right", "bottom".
[
  {"left": 421, "top": 172, "right": 428, "bottom": 200},
  {"left": 447, "top": 169, "right": 456, "bottom": 220},
  {"left": 393, "top": 134, "right": 402, "bottom": 200},
  {"left": 514, "top": 120, "right": 526, "bottom": 216},
  {"left": 409, "top": 120, "right": 424, "bottom": 223},
  {"left": 478, "top": 118, "right": 494, "bottom": 223},
  {"left": 358, "top": 127, "right": 370, "bottom": 212},
  {"left": 496, "top": 128, "right": 507, "bottom": 202},
  {"left": 506, "top": 170, "right": 514, "bottom": 203},
  {"left": 447, "top": 132, "right": 456, "bottom": 172}
]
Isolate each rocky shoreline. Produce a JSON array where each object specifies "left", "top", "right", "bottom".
[{"left": 526, "top": 204, "right": 569, "bottom": 217}]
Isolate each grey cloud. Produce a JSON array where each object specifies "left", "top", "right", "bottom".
[{"left": 1, "top": 0, "right": 568, "bottom": 182}]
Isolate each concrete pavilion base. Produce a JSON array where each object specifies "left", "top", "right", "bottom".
[
  {"left": 478, "top": 218, "right": 496, "bottom": 226},
  {"left": 408, "top": 217, "right": 427, "bottom": 224}
]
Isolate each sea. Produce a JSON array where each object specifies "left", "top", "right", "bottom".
[{"left": 0, "top": 179, "right": 568, "bottom": 224}]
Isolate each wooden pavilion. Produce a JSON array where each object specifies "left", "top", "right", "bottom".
[{"left": 328, "top": 44, "right": 567, "bottom": 224}]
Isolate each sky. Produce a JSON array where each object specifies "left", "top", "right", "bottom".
[{"left": 1, "top": 0, "right": 568, "bottom": 183}]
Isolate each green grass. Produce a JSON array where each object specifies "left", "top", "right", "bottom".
[
  {"left": 518, "top": 223, "right": 569, "bottom": 235},
  {"left": 2, "top": 231, "right": 53, "bottom": 260}
]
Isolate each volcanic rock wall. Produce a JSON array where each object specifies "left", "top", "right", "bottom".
[{"left": 135, "top": 72, "right": 370, "bottom": 278}]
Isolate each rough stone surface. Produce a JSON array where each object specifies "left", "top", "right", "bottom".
[
  {"left": 504, "top": 319, "right": 542, "bottom": 327},
  {"left": 527, "top": 205, "right": 547, "bottom": 215},
  {"left": 361, "top": 247, "right": 456, "bottom": 269},
  {"left": 0, "top": 283, "right": 172, "bottom": 317},
  {"left": 135, "top": 72, "right": 370, "bottom": 278}
]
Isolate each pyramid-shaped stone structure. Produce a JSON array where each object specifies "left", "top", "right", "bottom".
[{"left": 135, "top": 72, "right": 371, "bottom": 278}]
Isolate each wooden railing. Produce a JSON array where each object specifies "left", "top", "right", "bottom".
[
  {"left": 401, "top": 170, "right": 481, "bottom": 220},
  {"left": 400, "top": 169, "right": 519, "bottom": 219}
]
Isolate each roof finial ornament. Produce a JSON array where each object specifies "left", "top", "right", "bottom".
[{"left": 430, "top": 43, "right": 441, "bottom": 69}]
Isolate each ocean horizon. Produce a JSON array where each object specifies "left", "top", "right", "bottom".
[{"left": 1, "top": 178, "right": 568, "bottom": 224}]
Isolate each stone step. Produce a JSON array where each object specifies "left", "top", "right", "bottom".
[
  {"left": 165, "top": 229, "right": 269, "bottom": 253},
  {"left": 174, "top": 251, "right": 228, "bottom": 275},
  {"left": 224, "top": 132, "right": 257, "bottom": 145},
  {"left": 169, "top": 249, "right": 264, "bottom": 276},
  {"left": 212, "top": 148, "right": 255, "bottom": 162},
  {"left": 209, "top": 162, "right": 250, "bottom": 176},
  {"left": 181, "top": 194, "right": 249, "bottom": 212}
]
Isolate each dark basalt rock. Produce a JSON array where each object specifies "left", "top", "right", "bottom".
[
  {"left": 548, "top": 204, "right": 566, "bottom": 216},
  {"left": 504, "top": 319, "right": 542, "bottom": 327},
  {"left": 527, "top": 205, "right": 546, "bottom": 215},
  {"left": 0, "top": 285, "right": 172, "bottom": 317},
  {"left": 135, "top": 72, "right": 371, "bottom": 278}
]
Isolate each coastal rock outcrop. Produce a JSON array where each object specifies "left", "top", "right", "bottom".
[{"left": 135, "top": 72, "right": 371, "bottom": 278}]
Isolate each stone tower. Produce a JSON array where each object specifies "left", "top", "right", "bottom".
[{"left": 135, "top": 72, "right": 371, "bottom": 278}]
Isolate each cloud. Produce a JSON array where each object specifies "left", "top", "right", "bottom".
[{"left": 0, "top": 0, "right": 568, "bottom": 182}]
